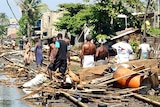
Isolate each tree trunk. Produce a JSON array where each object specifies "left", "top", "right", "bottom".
[{"left": 27, "top": 23, "right": 31, "bottom": 42}]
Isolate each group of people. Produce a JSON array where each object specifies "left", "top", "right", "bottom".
[
  {"left": 46, "top": 33, "right": 110, "bottom": 81},
  {"left": 80, "top": 35, "right": 109, "bottom": 68},
  {"left": 17, "top": 33, "right": 151, "bottom": 83},
  {"left": 112, "top": 35, "right": 151, "bottom": 63},
  {"left": 80, "top": 35, "right": 151, "bottom": 69},
  {"left": 23, "top": 39, "right": 43, "bottom": 67},
  {"left": 47, "top": 33, "right": 70, "bottom": 81}
]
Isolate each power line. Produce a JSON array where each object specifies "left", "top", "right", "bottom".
[{"left": 6, "top": 0, "right": 19, "bottom": 24}]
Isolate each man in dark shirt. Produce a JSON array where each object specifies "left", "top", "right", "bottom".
[{"left": 48, "top": 33, "right": 70, "bottom": 81}]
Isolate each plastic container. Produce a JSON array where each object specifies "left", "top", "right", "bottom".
[{"left": 113, "top": 66, "right": 143, "bottom": 88}]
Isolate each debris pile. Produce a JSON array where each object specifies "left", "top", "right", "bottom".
[{"left": 0, "top": 49, "right": 160, "bottom": 107}]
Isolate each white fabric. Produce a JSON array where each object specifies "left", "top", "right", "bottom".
[
  {"left": 139, "top": 43, "right": 150, "bottom": 53},
  {"left": 23, "top": 74, "right": 47, "bottom": 88},
  {"left": 112, "top": 41, "right": 133, "bottom": 63},
  {"left": 83, "top": 55, "right": 95, "bottom": 68},
  {"left": 65, "top": 75, "right": 72, "bottom": 84}
]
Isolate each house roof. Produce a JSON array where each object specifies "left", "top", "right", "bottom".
[{"left": 110, "top": 28, "right": 139, "bottom": 40}]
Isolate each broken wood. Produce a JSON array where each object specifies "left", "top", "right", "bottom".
[
  {"left": 116, "top": 86, "right": 147, "bottom": 94},
  {"left": 133, "top": 93, "right": 160, "bottom": 106},
  {"left": 3, "top": 55, "right": 39, "bottom": 75},
  {"left": 80, "top": 89, "right": 106, "bottom": 94},
  {"left": 70, "top": 92, "right": 122, "bottom": 100},
  {"left": 132, "top": 65, "right": 145, "bottom": 71},
  {"left": 60, "top": 91, "right": 88, "bottom": 107},
  {"left": 89, "top": 73, "right": 113, "bottom": 85},
  {"left": 21, "top": 80, "right": 54, "bottom": 100}
]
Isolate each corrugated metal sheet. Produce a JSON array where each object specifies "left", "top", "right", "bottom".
[{"left": 110, "top": 28, "right": 139, "bottom": 40}]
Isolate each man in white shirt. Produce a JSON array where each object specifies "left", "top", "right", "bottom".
[
  {"left": 112, "top": 36, "right": 133, "bottom": 63},
  {"left": 138, "top": 38, "right": 150, "bottom": 59}
]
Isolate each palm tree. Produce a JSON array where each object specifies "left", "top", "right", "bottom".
[
  {"left": 15, "top": 0, "right": 49, "bottom": 40},
  {"left": 0, "top": 13, "right": 9, "bottom": 43}
]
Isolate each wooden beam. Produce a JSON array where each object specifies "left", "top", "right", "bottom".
[
  {"left": 60, "top": 91, "right": 88, "bottom": 107},
  {"left": 133, "top": 93, "right": 160, "bottom": 106}
]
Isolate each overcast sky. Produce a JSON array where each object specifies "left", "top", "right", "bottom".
[{"left": 0, "top": 0, "right": 84, "bottom": 19}]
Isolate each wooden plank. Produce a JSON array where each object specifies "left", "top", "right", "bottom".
[
  {"left": 116, "top": 86, "right": 147, "bottom": 94},
  {"left": 133, "top": 93, "right": 160, "bottom": 107},
  {"left": 70, "top": 92, "right": 122, "bottom": 100},
  {"left": 80, "top": 89, "right": 106, "bottom": 94},
  {"left": 132, "top": 66, "right": 145, "bottom": 72},
  {"left": 89, "top": 73, "right": 113, "bottom": 84},
  {"left": 60, "top": 91, "right": 88, "bottom": 107}
]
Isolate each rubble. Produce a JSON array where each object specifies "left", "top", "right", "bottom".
[{"left": 0, "top": 47, "right": 160, "bottom": 107}]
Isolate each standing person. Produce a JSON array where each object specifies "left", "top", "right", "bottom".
[
  {"left": 47, "top": 33, "right": 70, "bottom": 81},
  {"left": 95, "top": 41, "right": 109, "bottom": 66},
  {"left": 23, "top": 40, "right": 32, "bottom": 66},
  {"left": 47, "top": 37, "right": 57, "bottom": 74},
  {"left": 112, "top": 35, "right": 133, "bottom": 63},
  {"left": 48, "top": 37, "right": 57, "bottom": 62},
  {"left": 19, "top": 38, "right": 24, "bottom": 50},
  {"left": 80, "top": 35, "right": 96, "bottom": 68},
  {"left": 138, "top": 38, "right": 151, "bottom": 59},
  {"left": 34, "top": 39, "right": 43, "bottom": 67}
]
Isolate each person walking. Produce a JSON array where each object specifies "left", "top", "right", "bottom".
[
  {"left": 112, "top": 35, "right": 133, "bottom": 63},
  {"left": 138, "top": 38, "right": 151, "bottom": 59},
  {"left": 80, "top": 34, "right": 96, "bottom": 68},
  {"left": 34, "top": 39, "right": 43, "bottom": 67},
  {"left": 47, "top": 33, "right": 70, "bottom": 81}
]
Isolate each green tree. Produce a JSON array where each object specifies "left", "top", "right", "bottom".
[
  {"left": 17, "top": 0, "right": 48, "bottom": 39},
  {"left": 55, "top": 1, "right": 141, "bottom": 40},
  {"left": 54, "top": 3, "right": 86, "bottom": 36},
  {"left": 17, "top": 14, "right": 28, "bottom": 37},
  {"left": 0, "top": 13, "right": 9, "bottom": 37}
]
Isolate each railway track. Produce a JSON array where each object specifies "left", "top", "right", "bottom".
[{"left": 0, "top": 49, "right": 160, "bottom": 107}]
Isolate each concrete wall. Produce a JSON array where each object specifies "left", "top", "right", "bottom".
[{"left": 40, "top": 11, "right": 64, "bottom": 37}]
